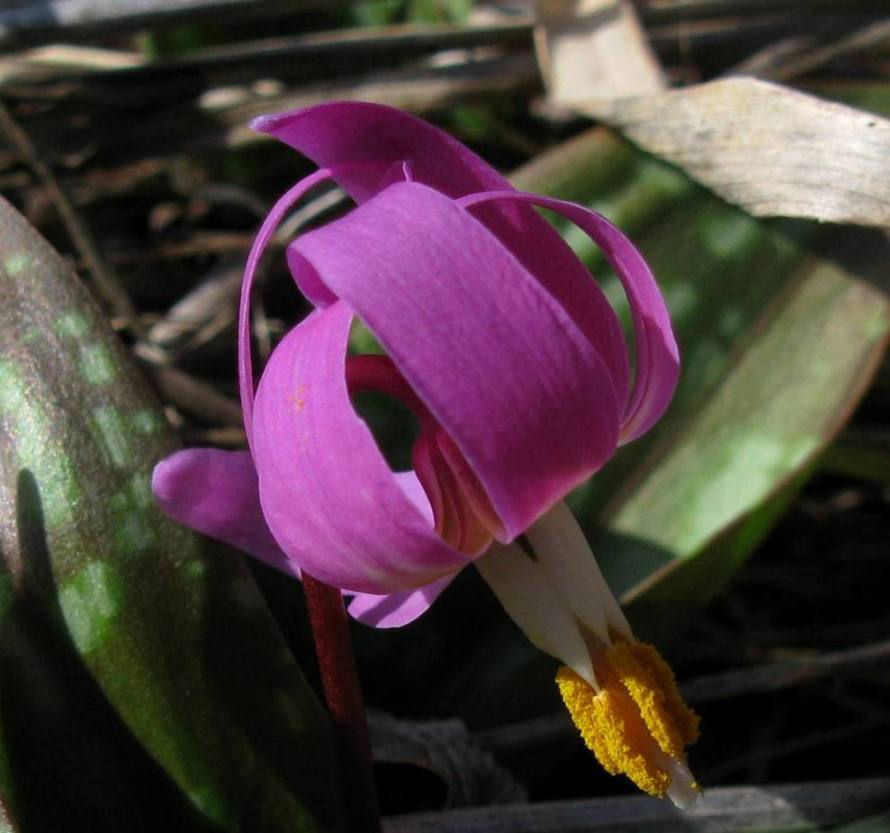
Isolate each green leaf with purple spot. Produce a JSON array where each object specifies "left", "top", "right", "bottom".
[{"left": 0, "top": 196, "right": 344, "bottom": 832}]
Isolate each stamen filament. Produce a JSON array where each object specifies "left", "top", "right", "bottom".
[
  {"left": 476, "top": 539, "right": 597, "bottom": 685},
  {"left": 525, "top": 500, "right": 631, "bottom": 643}
]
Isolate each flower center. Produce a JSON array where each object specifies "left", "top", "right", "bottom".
[{"left": 346, "top": 353, "right": 501, "bottom": 554}]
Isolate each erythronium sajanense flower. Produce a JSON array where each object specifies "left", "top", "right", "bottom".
[{"left": 152, "top": 102, "right": 700, "bottom": 806}]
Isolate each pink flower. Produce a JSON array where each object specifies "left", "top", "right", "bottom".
[{"left": 153, "top": 102, "right": 698, "bottom": 804}]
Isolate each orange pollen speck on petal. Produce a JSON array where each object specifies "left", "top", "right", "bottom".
[
  {"left": 556, "top": 639, "right": 700, "bottom": 801},
  {"left": 290, "top": 384, "right": 308, "bottom": 413}
]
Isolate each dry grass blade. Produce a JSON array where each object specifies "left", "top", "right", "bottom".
[
  {"left": 145, "top": 260, "right": 242, "bottom": 353},
  {"left": 587, "top": 77, "right": 890, "bottom": 228},
  {"left": 120, "top": 21, "right": 533, "bottom": 81},
  {"left": 137, "top": 360, "right": 243, "bottom": 426},
  {"left": 637, "top": 1, "right": 883, "bottom": 25},
  {"left": 382, "top": 778, "right": 890, "bottom": 833},
  {"left": 0, "top": 45, "right": 144, "bottom": 84},
  {"left": 751, "top": 18, "right": 890, "bottom": 82}
]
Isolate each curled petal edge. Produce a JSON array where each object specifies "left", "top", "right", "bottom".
[
  {"left": 251, "top": 300, "right": 472, "bottom": 594},
  {"left": 238, "top": 168, "right": 335, "bottom": 437},
  {"left": 347, "top": 575, "right": 456, "bottom": 628},
  {"left": 458, "top": 191, "right": 680, "bottom": 443}
]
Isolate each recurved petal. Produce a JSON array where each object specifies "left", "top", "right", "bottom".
[
  {"left": 251, "top": 300, "right": 472, "bottom": 594},
  {"left": 459, "top": 191, "right": 680, "bottom": 443},
  {"left": 290, "top": 182, "right": 621, "bottom": 542},
  {"left": 255, "top": 102, "right": 629, "bottom": 401},
  {"left": 152, "top": 448, "right": 298, "bottom": 576},
  {"left": 347, "top": 574, "right": 455, "bottom": 628},
  {"left": 251, "top": 100, "right": 510, "bottom": 204},
  {"left": 238, "top": 168, "right": 335, "bottom": 433}
]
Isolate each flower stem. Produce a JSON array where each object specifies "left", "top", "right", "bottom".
[{"left": 302, "top": 572, "right": 381, "bottom": 833}]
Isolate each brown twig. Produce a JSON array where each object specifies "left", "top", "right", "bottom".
[
  {"left": 138, "top": 358, "right": 243, "bottom": 426},
  {"left": 731, "top": 18, "right": 890, "bottom": 81},
  {"left": 180, "top": 425, "right": 247, "bottom": 446},
  {"left": 0, "top": 97, "right": 144, "bottom": 336},
  {"left": 145, "top": 259, "right": 243, "bottom": 353}
]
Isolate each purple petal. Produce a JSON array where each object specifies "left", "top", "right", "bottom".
[
  {"left": 347, "top": 575, "right": 455, "bottom": 628},
  {"left": 392, "top": 470, "right": 435, "bottom": 526},
  {"left": 251, "top": 101, "right": 509, "bottom": 204},
  {"left": 459, "top": 191, "right": 680, "bottom": 443},
  {"left": 251, "top": 300, "right": 471, "bottom": 594},
  {"left": 255, "top": 102, "right": 629, "bottom": 402},
  {"left": 152, "top": 448, "right": 298, "bottom": 576},
  {"left": 346, "top": 471, "right": 453, "bottom": 627},
  {"left": 238, "top": 169, "right": 334, "bottom": 435},
  {"left": 290, "top": 182, "right": 621, "bottom": 541}
]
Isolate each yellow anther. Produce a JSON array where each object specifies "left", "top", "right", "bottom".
[
  {"left": 556, "top": 638, "right": 700, "bottom": 800},
  {"left": 609, "top": 640, "right": 699, "bottom": 758}
]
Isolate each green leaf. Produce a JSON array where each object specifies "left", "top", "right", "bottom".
[
  {"left": 0, "top": 197, "right": 344, "bottom": 832},
  {"left": 0, "top": 468, "right": 213, "bottom": 832},
  {"left": 601, "top": 224, "right": 889, "bottom": 632}
]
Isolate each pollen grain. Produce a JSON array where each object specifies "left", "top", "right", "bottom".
[{"left": 290, "top": 384, "right": 308, "bottom": 413}]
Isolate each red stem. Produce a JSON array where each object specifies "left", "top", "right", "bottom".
[{"left": 302, "top": 572, "right": 381, "bottom": 833}]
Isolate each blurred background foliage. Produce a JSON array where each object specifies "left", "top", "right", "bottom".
[{"left": 0, "top": 1, "right": 889, "bottom": 831}]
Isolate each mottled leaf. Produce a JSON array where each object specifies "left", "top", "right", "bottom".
[
  {"left": 603, "top": 224, "right": 889, "bottom": 634},
  {"left": 0, "top": 196, "right": 344, "bottom": 832},
  {"left": 0, "top": 468, "right": 211, "bottom": 832}
]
